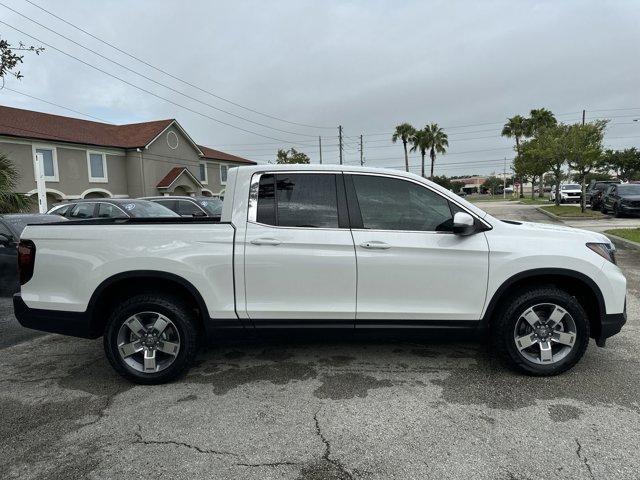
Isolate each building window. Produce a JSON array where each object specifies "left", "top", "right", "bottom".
[
  {"left": 87, "top": 152, "right": 108, "bottom": 183},
  {"left": 220, "top": 164, "right": 228, "bottom": 185},
  {"left": 199, "top": 162, "right": 208, "bottom": 184},
  {"left": 33, "top": 146, "right": 59, "bottom": 182}
]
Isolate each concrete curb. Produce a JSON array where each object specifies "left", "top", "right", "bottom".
[
  {"left": 535, "top": 206, "right": 611, "bottom": 222},
  {"left": 605, "top": 233, "right": 640, "bottom": 251}
]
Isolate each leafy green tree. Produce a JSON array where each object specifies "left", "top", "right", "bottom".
[
  {"left": 482, "top": 176, "right": 503, "bottom": 195},
  {"left": 534, "top": 124, "right": 572, "bottom": 206},
  {"left": 422, "top": 123, "right": 449, "bottom": 180},
  {"left": 566, "top": 121, "right": 607, "bottom": 212},
  {"left": 527, "top": 108, "right": 557, "bottom": 136},
  {"left": 0, "top": 37, "right": 44, "bottom": 82},
  {"left": 600, "top": 148, "right": 640, "bottom": 181},
  {"left": 392, "top": 123, "right": 416, "bottom": 173},
  {"left": 520, "top": 138, "right": 552, "bottom": 199},
  {"left": 0, "top": 153, "right": 32, "bottom": 213},
  {"left": 275, "top": 148, "right": 310, "bottom": 164},
  {"left": 450, "top": 181, "right": 465, "bottom": 194},
  {"left": 430, "top": 175, "right": 452, "bottom": 190}
]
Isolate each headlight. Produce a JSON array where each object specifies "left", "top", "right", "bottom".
[{"left": 586, "top": 242, "right": 616, "bottom": 264}]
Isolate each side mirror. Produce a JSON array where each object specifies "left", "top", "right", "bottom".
[{"left": 453, "top": 212, "right": 476, "bottom": 236}]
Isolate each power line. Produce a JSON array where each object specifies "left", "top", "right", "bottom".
[
  {"left": 20, "top": 0, "right": 334, "bottom": 130},
  {"left": 0, "top": 20, "right": 310, "bottom": 144},
  {"left": 2, "top": 87, "right": 112, "bottom": 123},
  {"left": 0, "top": 2, "right": 322, "bottom": 138}
]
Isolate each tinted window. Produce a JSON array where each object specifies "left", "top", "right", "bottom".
[
  {"left": 352, "top": 175, "right": 454, "bottom": 231},
  {"left": 196, "top": 198, "right": 223, "bottom": 216},
  {"left": 97, "top": 203, "right": 127, "bottom": 218},
  {"left": 0, "top": 222, "right": 13, "bottom": 240},
  {"left": 561, "top": 184, "right": 581, "bottom": 190},
  {"left": 153, "top": 200, "right": 178, "bottom": 214},
  {"left": 177, "top": 200, "right": 205, "bottom": 216},
  {"left": 69, "top": 203, "right": 96, "bottom": 219},
  {"left": 50, "top": 204, "right": 71, "bottom": 217},
  {"left": 256, "top": 174, "right": 276, "bottom": 225},
  {"left": 255, "top": 173, "right": 339, "bottom": 228}
]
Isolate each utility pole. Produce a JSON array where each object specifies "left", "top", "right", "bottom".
[
  {"left": 338, "top": 125, "right": 343, "bottom": 165},
  {"left": 503, "top": 157, "right": 507, "bottom": 199},
  {"left": 359, "top": 134, "right": 364, "bottom": 166},
  {"left": 318, "top": 136, "right": 323, "bottom": 164},
  {"left": 582, "top": 109, "right": 586, "bottom": 125}
]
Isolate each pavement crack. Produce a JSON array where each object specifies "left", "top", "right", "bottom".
[
  {"left": 314, "top": 408, "right": 355, "bottom": 479},
  {"left": 133, "top": 426, "right": 239, "bottom": 457},
  {"left": 575, "top": 438, "right": 595, "bottom": 480},
  {"left": 236, "top": 461, "right": 299, "bottom": 468}
]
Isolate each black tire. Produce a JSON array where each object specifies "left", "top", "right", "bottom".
[
  {"left": 104, "top": 294, "right": 199, "bottom": 384},
  {"left": 601, "top": 204, "right": 608, "bottom": 214},
  {"left": 491, "top": 287, "right": 590, "bottom": 376}
]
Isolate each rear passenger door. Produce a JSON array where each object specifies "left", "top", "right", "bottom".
[
  {"left": 243, "top": 172, "right": 356, "bottom": 323},
  {"left": 69, "top": 203, "right": 98, "bottom": 219}
]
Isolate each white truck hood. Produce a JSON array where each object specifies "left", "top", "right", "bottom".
[{"left": 498, "top": 219, "right": 612, "bottom": 244}]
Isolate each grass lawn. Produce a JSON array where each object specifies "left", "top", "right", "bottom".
[
  {"left": 540, "top": 205, "right": 606, "bottom": 218},
  {"left": 604, "top": 228, "right": 640, "bottom": 243},
  {"left": 468, "top": 195, "right": 518, "bottom": 203}
]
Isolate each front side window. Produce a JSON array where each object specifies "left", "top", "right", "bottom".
[
  {"left": 220, "top": 165, "right": 228, "bottom": 184},
  {"left": 88, "top": 152, "right": 107, "bottom": 182},
  {"left": 97, "top": 203, "right": 127, "bottom": 219},
  {"left": 177, "top": 200, "right": 206, "bottom": 216},
  {"left": 352, "top": 175, "right": 455, "bottom": 232},
  {"left": 35, "top": 148, "right": 57, "bottom": 180},
  {"left": 617, "top": 184, "right": 640, "bottom": 195},
  {"left": 255, "top": 173, "right": 339, "bottom": 228},
  {"left": 152, "top": 199, "right": 178, "bottom": 214}
]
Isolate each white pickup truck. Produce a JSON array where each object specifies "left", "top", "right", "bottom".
[{"left": 14, "top": 165, "right": 626, "bottom": 383}]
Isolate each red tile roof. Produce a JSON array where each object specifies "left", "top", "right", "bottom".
[
  {"left": 198, "top": 145, "right": 256, "bottom": 164},
  {"left": 0, "top": 105, "right": 256, "bottom": 164},
  {"left": 156, "top": 167, "right": 202, "bottom": 188}
]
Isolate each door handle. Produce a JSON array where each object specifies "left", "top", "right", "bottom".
[
  {"left": 359, "top": 241, "right": 391, "bottom": 250},
  {"left": 251, "top": 238, "right": 282, "bottom": 246}
]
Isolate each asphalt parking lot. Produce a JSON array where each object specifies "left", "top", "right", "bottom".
[{"left": 1, "top": 203, "right": 639, "bottom": 480}]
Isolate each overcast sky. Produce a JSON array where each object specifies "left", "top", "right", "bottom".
[{"left": 1, "top": 0, "right": 639, "bottom": 176}]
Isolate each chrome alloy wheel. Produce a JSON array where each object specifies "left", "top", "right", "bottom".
[
  {"left": 513, "top": 303, "right": 577, "bottom": 365},
  {"left": 116, "top": 312, "right": 181, "bottom": 373}
]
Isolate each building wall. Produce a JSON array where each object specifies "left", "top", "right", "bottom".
[{"left": 142, "top": 125, "right": 202, "bottom": 196}]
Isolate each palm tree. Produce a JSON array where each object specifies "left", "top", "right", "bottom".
[
  {"left": 0, "top": 153, "right": 32, "bottom": 213},
  {"left": 392, "top": 123, "right": 416, "bottom": 172},
  {"left": 502, "top": 115, "right": 528, "bottom": 197},
  {"left": 528, "top": 108, "right": 557, "bottom": 136},
  {"left": 410, "top": 129, "right": 428, "bottom": 178},
  {"left": 422, "top": 123, "right": 448, "bottom": 179}
]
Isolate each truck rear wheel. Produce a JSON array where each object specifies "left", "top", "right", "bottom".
[
  {"left": 492, "top": 287, "right": 590, "bottom": 376},
  {"left": 103, "top": 294, "right": 198, "bottom": 384}
]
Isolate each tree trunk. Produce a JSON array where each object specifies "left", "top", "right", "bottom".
[
  {"left": 538, "top": 175, "right": 545, "bottom": 198},
  {"left": 581, "top": 174, "right": 586, "bottom": 213},
  {"left": 531, "top": 175, "right": 536, "bottom": 199},
  {"left": 421, "top": 151, "right": 425, "bottom": 178},
  {"left": 403, "top": 141, "right": 409, "bottom": 172},
  {"left": 430, "top": 148, "right": 435, "bottom": 180},
  {"left": 519, "top": 179, "right": 524, "bottom": 198},
  {"left": 554, "top": 170, "right": 561, "bottom": 206}
]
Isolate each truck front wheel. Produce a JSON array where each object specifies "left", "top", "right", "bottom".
[
  {"left": 492, "top": 287, "right": 590, "bottom": 376},
  {"left": 103, "top": 294, "right": 198, "bottom": 384}
]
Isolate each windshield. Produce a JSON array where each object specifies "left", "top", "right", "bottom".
[
  {"left": 196, "top": 198, "right": 223, "bottom": 216},
  {"left": 617, "top": 184, "right": 640, "bottom": 195},
  {"left": 120, "top": 201, "right": 180, "bottom": 218},
  {"left": 561, "top": 184, "right": 581, "bottom": 190}
]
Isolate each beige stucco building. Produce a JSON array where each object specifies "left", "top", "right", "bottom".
[{"left": 0, "top": 105, "right": 255, "bottom": 208}]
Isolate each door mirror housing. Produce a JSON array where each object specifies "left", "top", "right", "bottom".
[{"left": 452, "top": 212, "right": 476, "bottom": 236}]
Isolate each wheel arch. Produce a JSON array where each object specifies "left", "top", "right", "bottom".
[
  {"left": 86, "top": 270, "right": 211, "bottom": 338},
  {"left": 481, "top": 268, "right": 605, "bottom": 339}
]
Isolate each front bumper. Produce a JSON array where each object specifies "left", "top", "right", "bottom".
[
  {"left": 595, "top": 302, "right": 627, "bottom": 347},
  {"left": 13, "top": 293, "right": 99, "bottom": 339}
]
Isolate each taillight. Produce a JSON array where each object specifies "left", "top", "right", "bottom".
[{"left": 17, "top": 240, "right": 36, "bottom": 285}]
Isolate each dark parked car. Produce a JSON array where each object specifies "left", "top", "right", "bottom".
[
  {"left": 0, "top": 214, "right": 67, "bottom": 295},
  {"left": 48, "top": 199, "right": 179, "bottom": 219},
  {"left": 142, "top": 196, "right": 223, "bottom": 219},
  {"left": 601, "top": 183, "right": 640, "bottom": 217},
  {"left": 586, "top": 180, "right": 621, "bottom": 211}
]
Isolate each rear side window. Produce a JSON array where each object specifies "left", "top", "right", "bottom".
[
  {"left": 255, "top": 173, "right": 339, "bottom": 228},
  {"left": 351, "top": 175, "right": 455, "bottom": 232},
  {"left": 97, "top": 203, "right": 127, "bottom": 219},
  {"left": 153, "top": 200, "right": 178, "bottom": 214}
]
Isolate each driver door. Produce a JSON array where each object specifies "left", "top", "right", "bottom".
[{"left": 346, "top": 174, "right": 489, "bottom": 322}]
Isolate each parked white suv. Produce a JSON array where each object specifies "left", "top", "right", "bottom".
[
  {"left": 14, "top": 165, "right": 626, "bottom": 383},
  {"left": 550, "top": 184, "right": 583, "bottom": 203}
]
